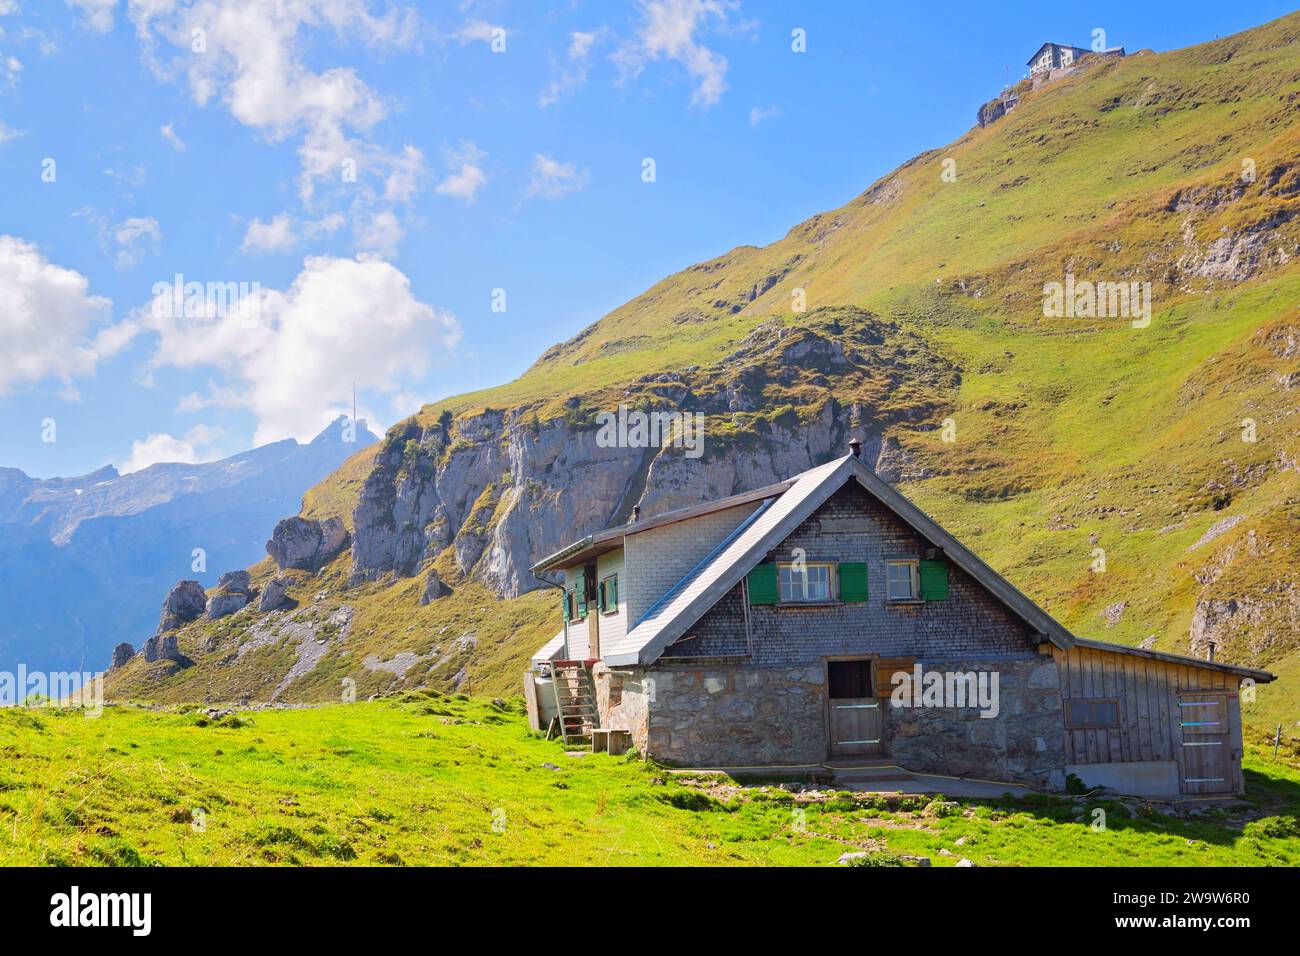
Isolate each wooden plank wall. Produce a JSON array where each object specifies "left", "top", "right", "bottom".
[{"left": 1052, "top": 646, "right": 1240, "bottom": 786}]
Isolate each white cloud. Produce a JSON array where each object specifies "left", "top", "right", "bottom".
[
  {"left": 160, "top": 121, "right": 186, "bottom": 151},
  {"left": 120, "top": 424, "right": 224, "bottom": 474},
  {"left": 66, "top": 0, "right": 118, "bottom": 33},
  {"left": 434, "top": 141, "right": 486, "bottom": 203},
  {"left": 241, "top": 213, "right": 297, "bottom": 254},
  {"left": 0, "top": 235, "right": 113, "bottom": 397},
  {"left": 0, "top": 2, "right": 18, "bottom": 16},
  {"left": 128, "top": 1, "right": 424, "bottom": 250},
  {"left": 240, "top": 212, "right": 345, "bottom": 255},
  {"left": 112, "top": 254, "right": 461, "bottom": 444},
  {"left": 616, "top": 0, "right": 734, "bottom": 107},
  {"left": 112, "top": 215, "right": 162, "bottom": 268},
  {"left": 749, "top": 103, "right": 780, "bottom": 127},
  {"left": 539, "top": 29, "right": 599, "bottom": 108},
  {"left": 0, "top": 120, "right": 20, "bottom": 145},
  {"left": 455, "top": 20, "right": 505, "bottom": 46},
  {"left": 526, "top": 153, "right": 588, "bottom": 200},
  {"left": 353, "top": 209, "right": 403, "bottom": 256},
  {"left": 0, "top": 53, "right": 21, "bottom": 89}
]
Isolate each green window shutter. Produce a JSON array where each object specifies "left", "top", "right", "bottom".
[
  {"left": 597, "top": 581, "right": 607, "bottom": 612},
  {"left": 562, "top": 590, "right": 571, "bottom": 621},
  {"left": 608, "top": 575, "right": 618, "bottom": 609},
  {"left": 919, "top": 559, "right": 949, "bottom": 601},
  {"left": 747, "top": 563, "right": 779, "bottom": 605},
  {"left": 839, "top": 562, "right": 868, "bottom": 603},
  {"left": 569, "top": 568, "right": 587, "bottom": 617}
]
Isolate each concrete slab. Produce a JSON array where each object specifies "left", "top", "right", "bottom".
[{"left": 835, "top": 769, "right": 1034, "bottom": 799}]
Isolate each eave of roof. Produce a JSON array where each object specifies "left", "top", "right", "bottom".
[
  {"left": 529, "top": 479, "right": 794, "bottom": 574},
  {"left": 1071, "top": 636, "right": 1276, "bottom": 683}
]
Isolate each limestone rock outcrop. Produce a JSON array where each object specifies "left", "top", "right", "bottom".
[
  {"left": 206, "top": 570, "right": 254, "bottom": 619},
  {"left": 158, "top": 580, "right": 207, "bottom": 632},
  {"left": 267, "top": 516, "right": 348, "bottom": 572},
  {"left": 258, "top": 576, "right": 296, "bottom": 612}
]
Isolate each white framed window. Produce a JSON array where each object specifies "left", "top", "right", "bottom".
[
  {"left": 886, "top": 560, "right": 918, "bottom": 601},
  {"left": 778, "top": 562, "right": 834, "bottom": 603}
]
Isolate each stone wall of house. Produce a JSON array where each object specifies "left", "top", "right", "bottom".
[
  {"left": 640, "top": 654, "right": 1068, "bottom": 788},
  {"left": 592, "top": 662, "right": 651, "bottom": 754},
  {"left": 644, "top": 662, "right": 830, "bottom": 766},
  {"left": 664, "top": 482, "right": 1043, "bottom": 663},
  {"left": 884, "top": 654, "right": 1067, "bottom": 790}
]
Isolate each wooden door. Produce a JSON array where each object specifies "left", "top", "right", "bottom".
[
  {"left": 827, "top": 660, "right": 883, "bottom": 758},
  {"left": 1178, "top": 691, "right": 1232, "bottom": 795},
  {"left": 584, "top": 564, "right": 599, "bottom": 660}
]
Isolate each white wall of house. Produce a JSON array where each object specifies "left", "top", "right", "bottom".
[
  {"left": 622, "top": 502, "right": 763, "bottom": 628},
  {"left": 595, "top": 548, "right": 627, "bottom": 651}
]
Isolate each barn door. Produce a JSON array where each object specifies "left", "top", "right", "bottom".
[
  {"left": 827, "top": 660, "right": 882, "bottom": 758},
  {"left": 1178, "top": 691, "right": 1232, "bottom": 795}
]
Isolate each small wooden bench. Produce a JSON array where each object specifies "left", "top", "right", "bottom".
[{"left": 591, "top": 728, "right": 633, "bottom": 756}]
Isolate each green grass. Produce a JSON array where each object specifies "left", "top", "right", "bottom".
[{"left": 2, "top": 700, "right": 1299, "bottom": 867}]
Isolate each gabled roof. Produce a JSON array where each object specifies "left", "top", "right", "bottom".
[
  {"left": 1026, "top": 41, "right": 1091, "bottom": 65},
  {"left": 530, "top": 479, "right": 794, "bottom": 574},
  {"left": 601, "top": 453, "right": 1080, "bottom": 667}
]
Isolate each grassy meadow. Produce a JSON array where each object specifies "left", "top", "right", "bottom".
[{"left": 2, "top": 696, "right": 1298, "bottom": 867}]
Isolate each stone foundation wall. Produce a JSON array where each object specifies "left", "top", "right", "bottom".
[
  {"left": 640, "top": 654, "right": 1069, "bottom": 789},
  {"left": 592, "top": 662, "right": 651, "bottom": 754},
  {"left": 644, "top": 662, "right": 829, "bottom": 766},
  {"left": 884, "top": 654, "right": 1067, "bottom": 791}
]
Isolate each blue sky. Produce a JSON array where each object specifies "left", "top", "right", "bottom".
[{"left": 1, "top": 0, "right": 1292, "bottom": 478}]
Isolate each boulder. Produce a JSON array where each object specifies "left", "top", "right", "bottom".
[
  {"left": 206, "top": 569, "right": 254, "bottom": 619},
  {"left": 109, "top": 642, "right": 134, "bottom": 670},
  {"left": 267, "top": 516, "right": 349, "bottom": 572},
  {"left": 142, "top": 633, "right": 180, "bottom": 663},
  {"left": 217, "top": 570, "right": 252, "bottom": 593},
  {"left": 206, "top": 591, "right": 250, "bottom": 620},
  {"left": 158, "top": 580, "right": 208, "bottom": 632},
  {"left": 419, "top": 569, "right": 452, "bottom": 605},
  {"left": 258, "top": 576, "right": 296, "bottom": 612}
]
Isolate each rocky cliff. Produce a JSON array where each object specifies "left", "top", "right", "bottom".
[{"left": 345, "top": 311, "right": 955, "bottom": 599}]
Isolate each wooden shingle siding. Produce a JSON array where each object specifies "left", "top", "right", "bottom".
[{"left": 666, "top": 484, "right": 1041, "bottom": 663}]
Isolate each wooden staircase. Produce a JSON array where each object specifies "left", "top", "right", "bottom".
[{"left": 548, "top": 660, "right": 597, "bottom": 745}]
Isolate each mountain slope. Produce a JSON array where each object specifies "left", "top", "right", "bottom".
[
  {"left": 0, "top": 418, "right": 377, "bottom": 674},
  {"left": 108, "top": 13, "right": 1299, "bottom": 729}
]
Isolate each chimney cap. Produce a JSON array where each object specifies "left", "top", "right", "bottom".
[
  {"left": 847, "top": 438, "right": 863, "bottom": 458},
  {"left": 630, "top": 505, "right": 642, "bottom": 524}
]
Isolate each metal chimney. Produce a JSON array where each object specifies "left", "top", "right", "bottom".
[{"left": 848, "top": 438, "right": 862, "bottom": 458}]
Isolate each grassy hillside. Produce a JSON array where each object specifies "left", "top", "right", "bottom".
[
  {"left": 3, "top": 700, "right": 1299, "bottom": 867},
  {"left": 109, "top": 13, "right": 1299, "bottom": 725}
]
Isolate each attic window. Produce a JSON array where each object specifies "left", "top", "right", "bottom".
[{"left": 886, "top": 560, "right": 918, "bottom": 601}]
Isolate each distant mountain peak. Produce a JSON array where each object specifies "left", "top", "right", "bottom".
[{"left": 310, "top": 415, "right": 378, "bottom": 448}]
